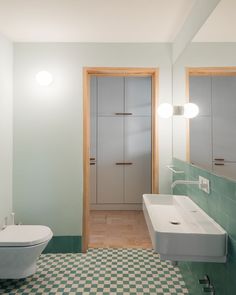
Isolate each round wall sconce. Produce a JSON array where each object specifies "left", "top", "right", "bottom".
[
  {"left": 183, "top": 103, "right": 199, "bottom": 118},
  {"left": 157, "top": 103, "right": 173, "bottom": 118},
  {"left": 36, "top": 71, "right": 53, "bottom": 86}
]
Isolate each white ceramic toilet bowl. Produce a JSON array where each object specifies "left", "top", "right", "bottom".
[{"left": 0, "top": 225, "right": 53, "bottom": 279}]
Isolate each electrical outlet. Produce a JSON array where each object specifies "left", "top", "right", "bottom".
[{"left": 199, "top": 176, "right": 210, "bottom": 194}]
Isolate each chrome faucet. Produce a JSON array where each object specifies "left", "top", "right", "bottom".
[{"left": 171, "top": 180, "right": 199, "bottom": 189}]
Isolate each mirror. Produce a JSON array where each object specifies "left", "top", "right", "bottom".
[{"left": 172, "top": 52, "right": 236, "bottom": 181}]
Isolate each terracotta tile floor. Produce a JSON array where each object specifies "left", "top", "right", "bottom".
[{"left": 89, "top": 210, "right": 152, "bottom": 248}]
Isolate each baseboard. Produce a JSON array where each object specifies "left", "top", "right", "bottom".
[
  {"left": 90, "top": 204, "right": 142, "bottom": 210},
  {"left": 43, "top": 236, "right": 82, "bottom": 253}
]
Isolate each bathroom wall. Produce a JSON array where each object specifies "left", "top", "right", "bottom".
[
  {"left": 13, "top": 43, "right": 173, "bottom": 251},
  {"left": 173, "top": 42, "right": 236, "bottom": 161},
  {"left": 173, "top": 157, "right": 236, "bottom": 294},
  {"left": 0, "top": 34, "right": 13, "bottom": 229}
]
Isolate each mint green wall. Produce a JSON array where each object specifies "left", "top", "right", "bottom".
[
  {"left": 173, "top": 158, "right": 236, "bottom": 294},
  {"left": 0, "top": 34, "right": 13, "bottom": 229},
  {"left": 13, "top": 43, "right": 173, "bottom": 236}
]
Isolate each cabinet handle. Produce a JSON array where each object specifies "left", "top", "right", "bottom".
[
  {"left": 90, "top": 163, "right": 96, "bottom": 165},
  {"left": 115, "top": 112, "right": 133, "bottom": 115},
  {"left": 214, "top": 158, "right": 224, "bottom": 161},
  {"left": 214, "top": 163, "right": 224, "bottom": 166},
  {"left": 90, "top": 157, "right": 96, "bottom": 161},
  {"left": 115, "top": 162, "right": 133, "bottom": 165}
]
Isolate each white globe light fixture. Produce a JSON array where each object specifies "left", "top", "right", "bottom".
[
  {"left": 157, "top": 103, "right": 173, "bottom": 118},
  {"left": 36, "top": 71, "right": 53, "bottom": 86},
  {"left": 183, "top": 103, "right": 199, "bottom": 119}
]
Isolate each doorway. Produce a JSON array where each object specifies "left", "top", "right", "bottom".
[{"left": 83, "top": 68, "right": 159, "bottom": 252}]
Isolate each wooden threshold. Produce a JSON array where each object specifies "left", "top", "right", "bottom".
[{"left": 89, "top": 210, "right": 152, "bottom": 249}]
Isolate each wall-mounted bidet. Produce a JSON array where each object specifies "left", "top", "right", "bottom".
[{"left": 0, "top": 225, "right": 53, "bottom": 279}]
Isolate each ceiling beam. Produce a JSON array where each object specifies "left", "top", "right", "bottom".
[{"left": 172, "top": 0, "right": 221, "bottom": 63}]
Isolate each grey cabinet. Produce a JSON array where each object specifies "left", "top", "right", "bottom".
[
  {"left": 189, "top": 75, "right": 236, "bottom": 180},
  {"left": 212, "top": 76, "right": 236, "bottom": 178},
  {"left": 190, "top": 117, "right": 212, "bottom": 171},
  {"left": 212, "top": 76, "right": 236, "bottom": 162},
  {"left": 189, "top": 76, "right": 212, "bottom": 170},
  {"left": 124, "top": 116, "right": 151, "bottom": 203},
  {"left": 97, "top": 77, "right": 124, "bottom": 115},
  {"left": 189, "top": 76, "right": 212, "bottom": 116},
  {"left": 97, "top": 116, "right": 124, "bottom": 203},
  {"left": 90, "top": 76, "right": 151, "bottom": 206},
  {"left": 125, "top": 77, "right": 152, "bottom": 115},
  {"left": 213, "top": 162, "right": 236, "bottom": 180}
]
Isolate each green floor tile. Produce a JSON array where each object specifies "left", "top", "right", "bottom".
[{"left": 0, "top": 248, "right": 189, "bottom": 294}]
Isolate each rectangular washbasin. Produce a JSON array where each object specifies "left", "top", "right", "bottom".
[{"left": 143, "top": 194, "right": 227, "bottom": 262}]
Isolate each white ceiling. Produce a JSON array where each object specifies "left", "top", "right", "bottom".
[
  {"left": 0, "top": 0, "right": 195, "bottom": 42},
  {"left": 193, "top": 0, "right": 236, "bottom": 42}
]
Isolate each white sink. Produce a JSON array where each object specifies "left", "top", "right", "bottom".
[{"left": 143, "top": 194, "right": 227, "bottom": 263}]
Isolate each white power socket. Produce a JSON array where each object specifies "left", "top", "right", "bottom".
[{"left": 199, "top": 176, "right": 210, "bottom": 194}]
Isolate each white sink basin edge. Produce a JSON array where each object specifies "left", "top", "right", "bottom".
[{"left": 143, "top": 194, "right": 227, "bottom": 263}]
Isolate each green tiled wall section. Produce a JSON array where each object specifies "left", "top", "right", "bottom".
[
  {"left": 172, "top": 158, "right": 236, "bottom": 294},
  {"left": 43, "top": 236, "right": 82, "bottom": 253}
]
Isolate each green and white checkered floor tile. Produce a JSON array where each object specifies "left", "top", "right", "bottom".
[{"left": 0, "top": 248, "right": 189, "bottom": 295}]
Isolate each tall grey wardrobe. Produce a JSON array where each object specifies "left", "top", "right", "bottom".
[
  {"left": 90, "top": 76, "right": 152, "bottom": 209},
  {"left": 189, "top": 75, "right": 236, "bottom": 180}
]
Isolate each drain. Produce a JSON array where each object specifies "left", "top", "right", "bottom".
[{"left": 170, "top": 221, "right": 181, "bottom": 225}]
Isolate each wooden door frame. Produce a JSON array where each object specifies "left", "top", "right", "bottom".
[
  {"left": 82, "top": 67, "right": 159, "bottom": 253},
  {"left": 186, "top": 67, "right": 236, "bottom": 161}
]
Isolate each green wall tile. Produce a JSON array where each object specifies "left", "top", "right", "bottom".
[
  {"left": 43, "top": 236, "right": 82, "bottom": 253},
  {"left": 227, "top": 238, "right": 236, "bottom": 259},
  {"left": 225, "top": 216, "right": 236, "bottom": 241},
  {"left": 173, "top": 158, "right": 236, "bottom": 294},
  {"left": 219, "top": 196, "right": 236, "bottom": 220},
  {"left": 210, "top": 174, "right": 236, "bottom": 201}
]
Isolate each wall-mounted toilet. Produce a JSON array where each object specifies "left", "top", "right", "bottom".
[{"left": 0, "top": 225, "right": 53, "bottom": 279}]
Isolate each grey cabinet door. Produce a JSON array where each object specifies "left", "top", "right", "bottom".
[
  {"left": 92, "top": 76, "right": 152, "bottom": 205},
  {"left": 125, "top": 77, "right": 151, "bottom": 116},
  {"left": 124, "top": 116, "right": 151, "bottom": 203},
  {"left": 190, "top": 117, "right": 212, "bottom": 171},
  {"left": 97, "top": 77, "right": 124, "bottom": 115},
  {"left": 189, "top": 76, "right": 211, "bottom": 116},
  {"left": 212, "top": 76, "right": 236, "bottom": 161},
  {"left": 189, "top": 76, "right": 212, "bottom": 169},
  {"left": 97, "top": 117, "right": 124, "bottom": 203},
  {"left": 213, "top": 162, "right": 236, "bottom": 180},
  {"left": 90, "top": 76, "right": 97, "bottom": 204}
]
